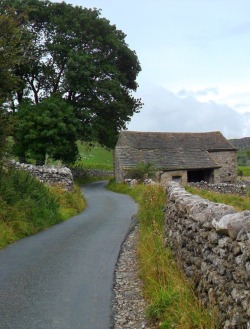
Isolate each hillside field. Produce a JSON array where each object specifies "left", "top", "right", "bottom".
[
  {"left": 238, "top": 166, "right": 250, "bottom": 177},
  {"left": 75, "top": 142, "right": 113, "bottom": 170}
]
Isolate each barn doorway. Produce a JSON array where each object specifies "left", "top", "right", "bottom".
[{"left": 187, "top": 169, "right": 213, "bottom": 183}]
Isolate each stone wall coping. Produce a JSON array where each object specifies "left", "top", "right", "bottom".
[{"left": 166, "top": 181, "right": 250, "bottom": 240}]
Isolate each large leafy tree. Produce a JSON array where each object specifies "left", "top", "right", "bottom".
[
  {"left": 14, "top": 96, "right": 79, "bottom": 164},
  {"left": 0, "top": 0, "right": 142, "bottom": 151},
  {"left": 0, "top": 14, "right": 23, "bottom": 101},
  {"left": 0, "top": 13, "right": 25, "bottom": 162}
]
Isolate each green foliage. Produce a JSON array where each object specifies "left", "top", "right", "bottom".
[
  {"left": 13, "top": 96, "right": 79, "bottom": 164},
  {"left": 49, "top": 184, "right": 86, "bottom": 220},
  {"left": 0, "top": 112, "right": 13, "bottom": 165},
  {"left": 108, "top": 181, "right": 218, "bottom": 328},
  {"left": 186, "top": 186, "right": 250, "bottom": 212},
  {"left": 0, "top": 167, "right": 62, "bottom": 247},
  {"left": 237, "top": 149, "right": 250, "bottom": 166},
  {"left": 1, "top": 0, "right": 142, "bottom": 148},
  {"left": 0, "top": 13, "right": 25, "bottom": 165},
  {"left": 0, "top": 167, "right": 86, "bottom": 249},
  {"left": 0, "top": 13, "right": 24, "bottom": 102},
  {"left": 127, "top": 162, "right": 156, "bottom": 181}
]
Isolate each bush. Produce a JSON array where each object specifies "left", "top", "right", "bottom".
[
  {"left": 0, "top": 167, "right": 62, "bottom": 247},
  {"left": 127, "top": 162, "right": 156, "bottom": 181}
]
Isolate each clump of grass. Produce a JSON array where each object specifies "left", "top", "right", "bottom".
[
  {"left": 49, "top": 184, "right": 86, "bottom": 220},
  {"left": 186, "top": 186, "right": 250, "bottom": 211},
  {"left": 0, "top": 168, "right": 62, "bottom": 248},
  {"left": 0, "top": 168, "right": 86, "bottom": 249},
  {"left": 108, "top": 181, "right": 219, "bottom": 328}
]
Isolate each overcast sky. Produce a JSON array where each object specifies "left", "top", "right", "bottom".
[{"left": 52, "top": 0, "right": 250, "bottom": 138}]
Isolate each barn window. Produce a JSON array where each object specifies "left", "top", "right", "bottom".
[{"left": 172, "top": 176, "right": 182, "bottom": 183}]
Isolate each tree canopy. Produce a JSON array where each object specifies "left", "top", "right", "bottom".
[
  {"left": 0, "top": 14, "right": 23, "bottom": 102},
  {"left": 14, "top": 96, "right": 79, "bottom": 164},
  {"left": 0, "top": 13, "right": 25, "bottom": 162},
  {"left": 0, "top": 0, "right": 142, "bottom": 159}
]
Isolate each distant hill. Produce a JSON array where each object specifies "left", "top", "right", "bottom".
[
  {"left": 229, "top": 137, "right": 250, "bottom": 166},
  {"left": 229, "top": 137, "right": 250, "bottom": 150}
]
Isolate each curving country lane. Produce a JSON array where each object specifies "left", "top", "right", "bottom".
[{"left": 0, "top": 181, "right": 138, "bottom": 329}]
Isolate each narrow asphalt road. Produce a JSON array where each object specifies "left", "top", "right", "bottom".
[{"left": 0, "top": 181, "right": 138, "bottom": 329}]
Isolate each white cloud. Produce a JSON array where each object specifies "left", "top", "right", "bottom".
[
  {"left": 128, "top": 84, "right": 248, "bottom": 139},
  {"left": 167, "top": 84, "right": 250, "bottom": 115},
  {"left": 177, "top": 87, "right": 219, "bottom": 99}
]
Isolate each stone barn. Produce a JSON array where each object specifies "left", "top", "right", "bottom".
[{"left": 114, "top": 131, "right": 237, "bottom": 184}]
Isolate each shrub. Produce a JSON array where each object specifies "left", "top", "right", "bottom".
[
  {"left": 127, "top": 162, "right": 156, "bottom": 181},
  {"left": 0, "top": 167, "right": 62, "bottom": 246}
]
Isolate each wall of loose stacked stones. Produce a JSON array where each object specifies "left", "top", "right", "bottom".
[
  {"left": 10, "top": 161, "right": 74, "bottom": 190},
  {"left": 71, "top": 168, "right": 114, "bottom": 179},
  {"left": 164, "top": 182, "right": 250, "bottom": 329},
  {"left": 188, "top": 181, "right": 248, "bottom": 196}
]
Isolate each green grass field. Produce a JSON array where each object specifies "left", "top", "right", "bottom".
[
  {"left": 75, "top": 142, "right": 113, "bottom": 170},
  {"left": 238, "top": 166, "right": 250, "bottom": 177}
]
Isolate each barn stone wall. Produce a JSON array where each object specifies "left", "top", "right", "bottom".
[
  {"left": 164, "top": 181, "right": 250, "bottom": 328},
  {"left": 114, "top": 151, "right": 124, "bottom": 183},
  {"left": 210, "top": 150, "right": 237, "bottom": 183},
  {"left": 115, "top": 149, "right": 237, "bottom": 185},
  {"left": 158, "top": 170, "right": 188, "bottom": 185}
]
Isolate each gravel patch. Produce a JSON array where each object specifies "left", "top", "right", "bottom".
[{"left": 112, "top": 221, "right": 155, "bottom": 329}]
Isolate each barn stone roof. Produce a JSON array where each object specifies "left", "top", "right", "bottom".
[{"left": 115, "top": 131, "right": 236, "bottom": 170}]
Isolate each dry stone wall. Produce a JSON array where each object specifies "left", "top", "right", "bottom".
[
  {"left": 11, "top": 161, "right": 73, "bottom": 190},
  {"left": 188, "top": 181, "right": 248, "bottom": 196},
  {"left": 71, "top": 168, "right": 113, "bottom": 179},
  {"left": 164, "top": 182, "right": 250, "bottom": 328}
]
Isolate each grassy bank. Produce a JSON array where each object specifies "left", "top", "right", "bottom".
[
  {"left": 0, "top": 168, "right": 86, "bottom": 249},
  {"left": 186, "top": 186, "right": 250, "bottom": 211},
  {"left": 108, "top": 180, "right": 218, "bottom": 329},
  {"left": 49, "top": 184, "right": 86, "bottom": 220}
]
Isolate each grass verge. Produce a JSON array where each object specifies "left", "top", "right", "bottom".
[
  {"left": 49, "top": 184, "right": 86, "bottom": 220},
  {"left": 108, "top": 180, "right": 219, "bottom": 329},
  {"left": 0, "top": 168, "right": 86, "bottom": 249},
  {"left": 185, "top": 186, "right": 250, "bottom": 211}
]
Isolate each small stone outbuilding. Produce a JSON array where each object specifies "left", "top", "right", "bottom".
[{"left": 114, "top": 131, "right": 237, "bottom": 184}]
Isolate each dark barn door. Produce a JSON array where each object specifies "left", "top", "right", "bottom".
[{"left": 187, "top": 169, "right": 213, "bottom": 183}]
